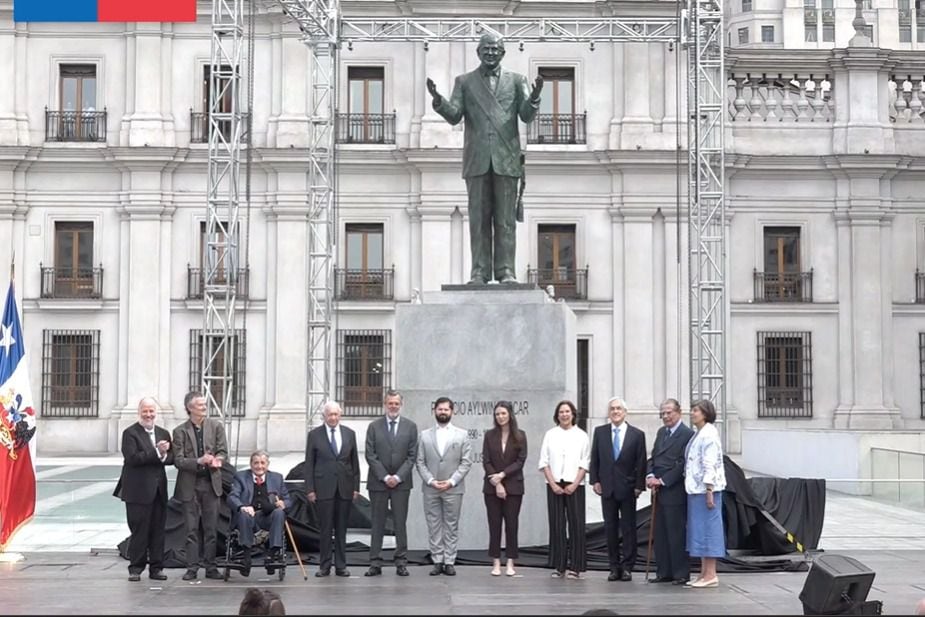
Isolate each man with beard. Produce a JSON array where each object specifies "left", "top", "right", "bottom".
[
  {"left": 114, "top": 396, "right": 173, "bottom": 581},
  {"left": 415, "top": 396, "right": 472, "bottom": 576}
]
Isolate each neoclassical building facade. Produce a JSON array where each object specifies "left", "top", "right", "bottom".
[{"left": 0, "top": 0, "right": 923, "bottom": 489}]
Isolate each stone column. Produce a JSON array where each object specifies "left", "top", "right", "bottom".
[
  {"left": 260, "top": 167, "right": 310, "bottom": 449},
  {"left": 608, "top": 44, "right": 625, "bottom": 149},
  {"left": 832, "top": 166, "right": 902, "bottom": 429},
  {"left": 113, "top": 189, "right": 176, "bottom": 442},
  {"left": 609, "top": 205, "right": 625, "bottom": 398},
  {"left": 0, "top": 27, "right": 17, "bottom": 144},
  {"left": 621, "top": 43, "right": 653, "bottom": 145},
  {"left": 622, "top": 208, "right": 655, "bottom": 407},
  {"left": 418, "top": 205, "right": 454, "bottom": 290},
  {"left": 830, "top": 47, "right": 895, "bottom": 155},
  {"left": 274, "top": 35, "right": 310, "bottom": 148},
  {"left": 409, "top": 41, "right": 426, "bottom": 149},
  {"left": 127, "top": 24, "right": 170, "bottom": 147},
  {"left": 266, "top": 20, "right": 283, "bottom": 146}
]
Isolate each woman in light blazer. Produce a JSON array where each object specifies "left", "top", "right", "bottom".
[
  {"left": 684, "top": 399, "right": 727, "bottom": 588},
  {"left": 482, "top": 401, "right": 527, "bottom": 577}
]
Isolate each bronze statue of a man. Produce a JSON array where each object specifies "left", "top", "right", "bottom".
[{"left": 427, "top": 33, "right": 543, "bottom": 284}]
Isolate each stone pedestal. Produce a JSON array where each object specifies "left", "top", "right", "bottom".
[{"left": 395, "top": 288, "right": 577, "bottom": 551}]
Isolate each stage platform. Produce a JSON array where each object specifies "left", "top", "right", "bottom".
[
  {"left": 4, "top": 454, "right": 925, "bottom": 614},
  {"left": 1, "top": 549, "right": 923, "bottom": 615}
]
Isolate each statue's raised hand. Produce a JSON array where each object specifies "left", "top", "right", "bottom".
[
  {"left": 426, "top": 77, "right": 443, "bottom": 107},
  {"left": 530, "top": 74, "right": 544, "bottom": 102}
]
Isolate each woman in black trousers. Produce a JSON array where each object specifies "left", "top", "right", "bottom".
[{"left": 482, "top": 401, "right": 527, "bottom": 576}]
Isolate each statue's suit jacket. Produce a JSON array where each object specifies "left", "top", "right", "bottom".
[
  {"left": 415, "top": 424, "right": 473, "bottom": 496},
  {"left": 366, "top": 416, "right": 419, "bottom": 492},
  {"left": 434, "top": 67, "right": 539, "bottom": 179}
]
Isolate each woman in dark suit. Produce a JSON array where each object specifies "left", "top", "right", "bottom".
[{"left": 482, "top": 401, "right": 527, "bottom": 577}]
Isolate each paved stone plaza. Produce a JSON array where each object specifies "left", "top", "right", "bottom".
[{"left": 2, "top": 455, "right": 924, "bottom": 615}]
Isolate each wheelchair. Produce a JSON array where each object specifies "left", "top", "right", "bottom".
[{"left": 220, "top": 525, "right": 287, "bottom": 581}]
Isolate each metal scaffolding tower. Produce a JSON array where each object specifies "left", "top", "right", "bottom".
[
  {"left": 683, "top": 0, "right": 727, "bottom": 445},
  {"left": 206, "top": 0, "right": 726, "bottom": 434},
  {"left": 203, "top": 0, "right": 245, "bottom": 433}
]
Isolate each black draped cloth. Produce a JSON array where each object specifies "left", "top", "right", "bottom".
[{"left": 119, "top": 456, "right": 824, "bottom": 573}]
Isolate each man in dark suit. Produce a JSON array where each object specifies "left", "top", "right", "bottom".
[
  {"left": 364, "top": 389, "right": 418, "bottom": 577},
  {"left": 646, "top": 398, "right": 695, "bottom": 585},
  {"left": 305, "top": 400, "right": 360, "bottom": 578},
  {"left": 426, "top": 33, "right": 543, "bottom": 284},
  {"left": 114, "top": 396, "right": 173, "bottom": 582},
  {"left": 590, "top": 396, "right": 647, "bottom": 582},
  {"left": 173, "top": 390, "right": 228, "bottom": 581},
  {"left": 227, "top": 449, "right": 292, "bottom": 574}
]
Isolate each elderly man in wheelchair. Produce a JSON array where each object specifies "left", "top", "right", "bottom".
[{"left": 225, "top": 450, "right": 292, "bottom": 578}]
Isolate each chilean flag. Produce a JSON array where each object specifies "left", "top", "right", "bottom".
[
  {"left": 14, "top": 0, "right": 196, "bottom": 22},
  {"left": 0, "top": 281, "right": 37, "bottom": 551}
]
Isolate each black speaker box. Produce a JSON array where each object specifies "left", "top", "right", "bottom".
[{"left": 799, "top": 554, "right": 878, "bottom": 615}]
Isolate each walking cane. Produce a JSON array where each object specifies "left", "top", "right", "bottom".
[
  {"left": 285, "top": 519, "right": 309, "bottom": 581},
  {"left": 644, "top": 488, "right": 658, "bottom": 582}
]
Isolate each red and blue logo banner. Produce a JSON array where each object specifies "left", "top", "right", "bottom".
[
  {"left": 0, "top": 281, "right": 37, "bottom": 551},
  {"left": 14, "top": 0, "right": 196, "bottom": 22}
]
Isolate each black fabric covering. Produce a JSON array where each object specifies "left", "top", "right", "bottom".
[{"left": 120, "top": 456, "right": 823, "bottom": 574}]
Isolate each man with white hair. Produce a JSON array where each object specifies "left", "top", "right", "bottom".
[
  {"left": 589, "top": 396, "right": 647, "bottom": 582},
  {"left": 113, "top": 396, "right": 173, "bottom": 582},
  {"left": 305, "top": 400, "right": 360, "bottom": 577}
]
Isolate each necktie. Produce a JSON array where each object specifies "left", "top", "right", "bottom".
[
  {"left": 255, "top": 475, "right": 264, "bottom": 486},
  {"left": 146, "top": 429, "right": 156, "bottom": 449},
  {"left": 329, "top": 427, "right": 338, "bottom": 455},
  {"left": 389, "top": 420, "right": 396, "bottom": 438},
  {"left": 486, "top": 70, "right": 498, "bottom": 92},
  {"left": 612, "top": 427, "right": 621, "bottom": 461}
]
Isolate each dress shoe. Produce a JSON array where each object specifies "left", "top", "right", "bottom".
[
  {"left": 315, "top": 569, "right": 331, "bottom": 578},
  {"left": 672, "top": 578, "right": 690, "bottom": 586},
  {"left": 648, "top": 576, "right": 673, "bottom": 583},
  {"left": 148, "top": 570, "right": 167, "bottom": 581},
  {"left": 620, "top": 571, "right": 632, "bottom": 582},
  {"left": 182, "top": 570, "right": 198, "bottom": 581},
  {"left": 242, "top": 550, "right": 252, "bottom": 570},
  {"left": 690, "top": 577, "right": 718, "bottom": 588},
  {"left": 205, "top": 569, "right": 223, "bottom": 580},
  {"left": 429, "top": 564, "right": 444, "bottom": 576},
  {"left": 364, "top": 566, "right": 382, "bottom": 577},
  {"left": 396, "top": 565, "right": 409, "bottom": 577},
  {"left": 607, "top": 570, "right": 621, "bottom": 582},
  {"left": 443, "top": 564, "right": 456, "bottom": 576},
  {"left": 128, "top": 573, "right": 141, "bottom": 582},
  {"left": 335, "top": 569, "right": 350, "bottom": 577},
  {"left": 498, "top": 274, "right": 517, "bottom": 284}
]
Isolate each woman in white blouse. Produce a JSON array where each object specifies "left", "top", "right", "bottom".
[
  {"left": 538, "top": 400, "right": 591, "bottom": 579},
  {"left": 684, "top": 399, "right": 727, "bottom": 588}
]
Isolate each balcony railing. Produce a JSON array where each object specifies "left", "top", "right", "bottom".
[
  {"left": 45, "top": 108, "right": 107, "bottom": 142},
  {"left": 190, "top": 110, "right": 251, "bottom": 144},
  {"left": 526, "top": 112, "right": 587, "bottom": 144},
  {"left": 916, "top": 269, "right": 925, "bottom": 303},
  {"left": 754, "top": 269, "right": 813, "bottom": 303},
  {"left": 527, "top": 267, "right": 589, "bottom": 300},
  {"left": 335, "top": 113, "right": 396, "bottom": 144},
  {"left": 727, "top": 75, "right": 834, "bottom": 122},
  {"left": 40, "top": 265, "right": 104, "bottom": 299},
  {"left": 335, "top": 268, "right": 394, "bottom": 301},
  {"left": 187, "top": 266, "right": 250, "bottom": 300}
]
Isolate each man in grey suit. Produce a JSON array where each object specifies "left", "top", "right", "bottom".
[
  {"left": 426, "top": 33, "right": 543, "bottom": 284},
  {"left": 305, "top": 400, "right": 360, "bottom": 578},
  {"left": 365, "top": 389, "right": 418, "bottom": 577},
  {"left": 415, "top": 396, "right": 472, "bottom": 576},
  {"left": 173, "top": 391, "right": 228, "bottom": 581},
  {"left": 646, "top": 398, "right": 695, "bottom": 585}
]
